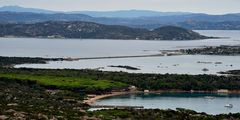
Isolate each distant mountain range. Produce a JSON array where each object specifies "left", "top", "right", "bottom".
[
  {"left": 0, "top": 6, "right": 240, "bottom": 30},
  {"left": 0, "top": 21, "right": 210, "bottom": 40},
  {"left": 71, "top": 10, "right": 191, "bottom": 18},
  {"left": 0, "top": 6, "right": 56, "bottom": 14},
  {"left": 0, "top": 6, "right": 191, "bottom": 17}
]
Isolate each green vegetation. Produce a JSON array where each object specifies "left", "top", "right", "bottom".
[
  {"left": 0, "top": 77, "right": 88, "bottom": 119},
  {"left": 0, "top": 68, "right": 127, "bottom": 92},
  {"left": 0, "top": 74, "right": 127, "bottom": 91},
  {"left": 1, "top": 68, "right": 240, "bottom": 91},
  {"left": 0, "top": 21, "right": 210, "bottom": 40},
  {"left": 0, "top": 56, "right": 63, "bottom": 67}
]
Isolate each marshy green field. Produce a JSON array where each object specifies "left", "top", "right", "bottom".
[{"left": 0, "top": 68, "right": 127, "bottom": 91}]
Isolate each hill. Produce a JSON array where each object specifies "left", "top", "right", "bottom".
[
  {"left": 0, "top": 21, "right": 209, "bottom": 40},
  {"left": 0, "top": 12, "right": 93, "bottom": 23},
  {"left": 1, "top": 6, "right": 240, "bottom": 30},
  {"left": 1, "top": 11, "right": 240, "bottom": 30},
  {"left": 0, "top": 6, "right": 56, "bottom": 14},
  {"left": 72, "top": 10, "right": 190, "bottom": 18}
]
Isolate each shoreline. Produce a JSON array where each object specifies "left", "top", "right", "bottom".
[
  {"left": 83, "top": 91, "right": 141, "bottom": 105},
  {"left": 84, "top": 89, "right": 240, "bottom": 105}
]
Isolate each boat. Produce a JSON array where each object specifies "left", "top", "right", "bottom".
[{"left": 224, "top": 104, "right": 233, "bottom": 108}]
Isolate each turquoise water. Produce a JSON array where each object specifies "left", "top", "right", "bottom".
[{"left": 92, "top": 93, "right": 240, "bottom": 115}]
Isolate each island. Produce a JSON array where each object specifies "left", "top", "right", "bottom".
[
  {"left": 0, "top": 21, "right": 212, "bottom": 40},
  {"left": 182, "top": 45, "right": 240, "bottom": 55},
  {"left": 0, "top": 56, "right": 65, "bottom": 67},
  {"left": 158, "top": 45, "right": 240, "bottom": 56},
  {"left": 108, "top": 65, "right": 140, "bottom": 70}
]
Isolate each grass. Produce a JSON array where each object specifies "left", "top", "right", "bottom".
[{"left": 0, "top": 73, "right": 128, "bottom": 91}]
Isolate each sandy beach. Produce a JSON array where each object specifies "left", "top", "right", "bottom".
[{"left": 83, "top": 91, "right": 141, "bottom": 105}]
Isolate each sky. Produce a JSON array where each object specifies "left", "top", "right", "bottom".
[{"left": 0, "top": 0, "right": 240, "bottom": 14}]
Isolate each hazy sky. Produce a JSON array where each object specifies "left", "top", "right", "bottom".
[{"left": 0, "top": 0, "right": 240, "bottom": 14}]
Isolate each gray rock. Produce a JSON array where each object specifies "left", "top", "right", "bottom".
[{"left": 0, "top": 115, "right": 8, "bottom": 120}]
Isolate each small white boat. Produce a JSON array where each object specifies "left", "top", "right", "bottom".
[{"left": 224, "top": 104, "right": 233, "bottom": 108}]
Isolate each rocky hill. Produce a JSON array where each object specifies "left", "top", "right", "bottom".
[{"left": 0, "top": 21, "right": 210, "bottom": 40}]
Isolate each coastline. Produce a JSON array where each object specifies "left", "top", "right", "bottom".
[
  {"left": 83, "top": 91, "right": 141, "bottom": 105},
  {"left": 84, "top": 89, "right": 240, "bottom": 105}
]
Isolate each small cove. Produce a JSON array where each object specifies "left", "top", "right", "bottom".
[{"left": 91, "top": 92, "right": 240, "bottom": 115}]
